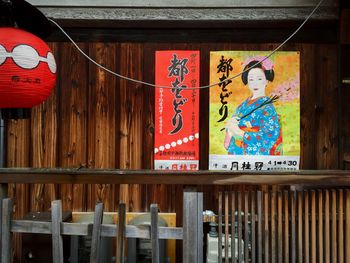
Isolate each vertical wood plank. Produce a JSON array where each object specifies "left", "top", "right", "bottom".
[
  {"left": 278, "top": 191, "right": 283, "bottom": 263},
  {"left": 291, "top": 191, "right": 296, "bottom": 263},
  {"left": 311, "top": 190, "right": 316, "bottom": 263},
  {"left": 257, "top": 191, "right": 262, "bottom": 263},
  {"left": 244, "top": 192, "right": 249, "bottom": 262},
  {"left": 238, "top": 191, "right": 242, "bottom": 263},
  {"left": 300, "top": 44, "right": 316, "bottom": 169},
  {"left": 31, "top": 42, "right": 59, "bottom": 212},
  {"left": 284, "top": 191, "right": 289, "bottom": 263},
  {"left": 90, "top": 202, "right": 104, "bottom": 263},
  {"left": 331, "top": 190, "right": 337, "bottom": 263},
  {"left": 87, "top": 43, "right": 117, "bottom": 212},
  {"left": 151, "top": 204, "right": 160, "bottom": 263},
  {"left": 51, "top": 200, "right": 63, "bottom": 263},
  {"left": 7, "top": 119, "right": 30, "bottom": 262},
  {"left": 338, "top": 189, "right": 344, "bottom": 263},
  {"left": 116, "top": 203, "right": 126, "bottom": 263},
  {"left": 183, "top": 191, "right": 202, "bottom": 263},
  {"left": 1, "top": 198, "right": 13, "bottom": 263},
  {"left": 346, "top": 190, "right": 350, "bottom": 263},
  {"left": 318, "top": 190, "right": 324, "bottom": 263},
  {"left": 315, "top": 45, "right": 339, "bottom": 169},
  {"left": 225, "top": 192, "right": 229, "bottom": 263},
  {"left": 218, "top": 192, "right": 223, "bottom": 262},
  {"left": 119, "top": 43, "right": 144, "bottom": 212},
  {"left": 304, "top": 191, "right": 310, "bottom": 263},
  {"left": 264, "top": 191, "right": 269, "bottom": 263},
  {"left": 231, "top": 192, "right": 236, "bottom": 263},
  {"left": 324, "top": 190, "right": 330, "bottom": 263},
  {"left": 297, "top": 191, "right": 303, "bottom": 263},
  {"left": 271, "top": 191, "right": 276, "bottom": 263},
  {"left": 58, "top": 42, "right": 88, "bottom": 211},
  {"left": 251, "top": 191, "right": 256, "bottom": 263}
]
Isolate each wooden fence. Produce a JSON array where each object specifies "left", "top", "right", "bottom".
[
  {"left": 217, "top": 189, "right": 350, "bottom": 263},
  {"left": 0, "top": 191, "right": 203, "bottom": 263}
]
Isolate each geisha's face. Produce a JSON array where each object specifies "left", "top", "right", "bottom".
[{"left": 247, "top": 68, "right": 267, "bottom": 98}]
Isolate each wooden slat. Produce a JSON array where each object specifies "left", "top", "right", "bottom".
[
  {"left": 271, "top": 191, "right": 276, "bottom": 263},
  {"left": 331, "top": 190, "right": 337, "bottom": 263},
  {"left": 238, "top": 191, "right": 243, "bottom": 263},
  {"left": 1, "top": 199, "right": 13, "bottom": 263},
  {"left": 58, "top": 42, "right": 88, "bottom": 211},
  {"left": 225, "top": 192, "right": 229, "bottom": 263},
  {"left": 244, "top": 191, "right": 249, "bottom": 262},
  {"left": 90, "top": 202, "right": 104, "bottom": 263},
  {"left": 119, "top": 43, "right": 144, "bottom": 211},
  {"left": 291, "top": 191, "right": 296, "bottom": 263},
  {"left": 116, "top": 203, "right": 126, "bottom": 263},
  {"left": 346, "top": 190, "right": 350, "bottom": 263},
  {"left": 297, "top": 191, "right": 303, "bottom": 263},
  {"left": 264, "top": 191, "right": 269, "bottom": 263},
  {"left": 257, "top": 191, "right": 262, "bottom": 263},
  {"left": 31, "top": 42, "right": 59, "bottom": 212},
  {"left": 231, "top": 192, "right": 236, "bottom": 262},
  {"left": 284, "top": 191, "right": 289, "bottom": 263},
  {"left": 218, "top": 192, "right": 223, "bottom": 262},
  {"left": 304, "top": 191, "right": 310, "bottom": 263},
  {"left": 87, "top": 43, "right": 117, "bottom": 212},
  {"left": 318, "top": 190, "right": 324, "bottom": 263},
  {"left": 315, "top": 44, "right": 339, "bottom": 169},
  {"left": 251, "top": 191, "right": 256, "bottom": 263},
  {"left": 278, "top": 191, "right": 283, "bottom": 263},
  {"left": 311, "top": 190, "right": 316, "bottom": 263},
  {"left": 6, "top": 119, "right": 30, "bottom": 262},
  {"left": 51, "top": 200, "right": 64, "bottom": 263},
  {"left": 324, "top": 190, "right": 330, "bottom": 263},
  {"left": 151, "top": 204, "right": 160, "bottom": 263},
  {"left": 338, "top": 189, "right": 344, "bottom": 263}
]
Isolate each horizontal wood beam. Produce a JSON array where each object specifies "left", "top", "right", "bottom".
[
  {"left": 11, "top": 220, "right": 183, "bottom": 239},
  {"left": 41, "top": 7, "right": 338, "bottom": 29},
  {"left": 1, "top": 168, "right": 350, "bottom": 185}
]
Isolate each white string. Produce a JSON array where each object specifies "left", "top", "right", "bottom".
[{"left": 48, "top": 0, "right": 324, "bottom": 90}]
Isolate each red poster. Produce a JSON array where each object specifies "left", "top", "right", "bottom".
[{"left": 154, "top": 50, "right": 200, "bottom": 170}]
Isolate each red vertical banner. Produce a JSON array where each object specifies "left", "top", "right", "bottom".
[{"left": 154, "top": 50, "right": 200, "bottom": 170}]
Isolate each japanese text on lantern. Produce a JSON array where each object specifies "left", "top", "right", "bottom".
[{"left": 154, "top": 51, "right": 200, "bottom": 170}]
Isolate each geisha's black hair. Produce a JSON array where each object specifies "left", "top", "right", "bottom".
[{"left": 241, "top": 60, "right": 275, "bottom": 85}]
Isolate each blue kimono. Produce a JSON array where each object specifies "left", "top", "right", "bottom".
[{"left": 227, "top": 96, "right": 282, "bottom": 155}]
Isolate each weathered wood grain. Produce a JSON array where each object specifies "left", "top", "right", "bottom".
[
  {"left": 118, "top": 43, "right": 144, "bottom": 212},
  {"left": 58, "top": 42, "right": 88, "bottom": 211},
  {"left": 6, "top": 119, "right": 30, "bottom": 262},
  {"left": 87, "top": 43, "right": 117, "bottom": 212}
]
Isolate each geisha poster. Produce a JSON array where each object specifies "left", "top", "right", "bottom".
[
  {"left": 154, "top": 51, "right": 200, "bottom": 170},
  {"left": 209, "top": 51, "right": 300, "bottom": 171}
]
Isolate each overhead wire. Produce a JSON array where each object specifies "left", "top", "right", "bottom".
[{"left": 48, "top": 0, "right": 324, "bottom": 90}]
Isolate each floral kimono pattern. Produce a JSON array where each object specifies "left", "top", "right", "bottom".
[{"left": 226, "top": 96, "right": 282, "bottom": 155}]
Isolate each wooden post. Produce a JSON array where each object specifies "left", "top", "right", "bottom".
[
  {"left": 183, "top": 190, "right": 203, "bottom": 263},
  {"left": 151, "top": 204, "right": 160, "bottom": 263},
  {"left": 90, "top": 202, "right": 104, "bottom": 263},
  {"left": 116, "top": 203, "right": 126, "bottom": 263},
  {"left": 51, "top": 200, "right": 64, "bottom": 263},
  {"left": 1, "top": 198, "right": 13, "bottom": 263}
]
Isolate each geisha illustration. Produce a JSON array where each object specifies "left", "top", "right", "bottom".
[{"left": 224, "top": 56, "right": 283, "bottom": 155}]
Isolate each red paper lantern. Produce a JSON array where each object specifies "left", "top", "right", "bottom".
[{"left": 0, "top": 27, "right": 56, "bottom": 108}]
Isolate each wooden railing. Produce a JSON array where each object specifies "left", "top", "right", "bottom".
[
  {"left": 1, "top": 168, "right": 350, "bottom": 185},
  {"left": 0, "top": 191, "right": 203, "bottom": 263}
]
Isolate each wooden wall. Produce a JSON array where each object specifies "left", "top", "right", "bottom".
[{"left": 5, "top": 40, "right": 339, "bottom": 260}]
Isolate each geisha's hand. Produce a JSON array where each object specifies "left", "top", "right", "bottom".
[{"left": 226, "top": 118, "right": 244, "bottom": 138}]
